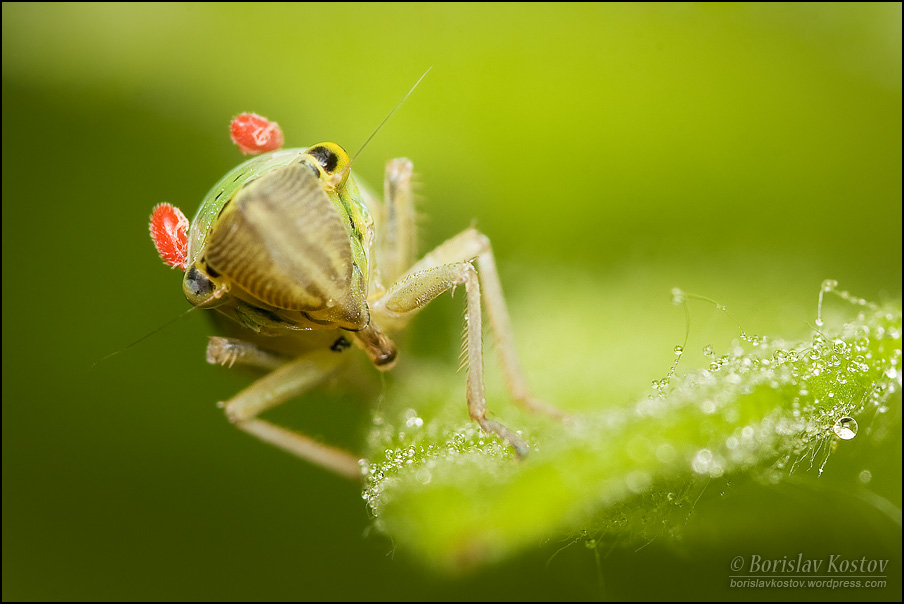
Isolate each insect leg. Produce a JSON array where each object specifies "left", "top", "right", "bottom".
[
  {"left": 471, "top": 237, "right": 568, "bottom": 420},
  {"left": 206, "top": 337, "right": 290, "bottom": 370},
  {"left": 380, "top": 227, "right": 567, "bottom": 419},
  {"left": 378, "top": 158, "right": 416, "bottom": 285},
  {"left": 374, "top": 260, "right": 530, "bottom": 457},
  {"left": 216, "top": 348, "right": 361, "bottom": 479}
]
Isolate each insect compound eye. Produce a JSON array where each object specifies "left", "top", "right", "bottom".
[
  {"left": 306, "top": 142, "right": 351, "bottom": 182},
  {"left": 185, "top": 266, "right": 214, "bottom": 298},
  {"left": 308, "top": 145, "right": 339, "bottom": 173},
  {"left": 183, "top": 265, "right": 227, "bottom": 308}
]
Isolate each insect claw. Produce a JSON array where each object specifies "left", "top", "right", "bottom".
[{"left": 478, "top": 417, "right": 531, "bottom": 458}]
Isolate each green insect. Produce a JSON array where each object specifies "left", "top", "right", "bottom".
[{"left": 150, "top": 112, "right": 562, "bottom": 479}]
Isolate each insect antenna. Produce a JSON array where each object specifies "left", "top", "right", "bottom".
[
  {"left": 341, "top": 66, "right": 432, "bottom": 179},
  {"left": 90, "top": 305, "right": 199, "bottom": 370}
]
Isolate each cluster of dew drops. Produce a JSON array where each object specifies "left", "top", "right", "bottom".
[
  {"left": 573, "top": 282, "right": 900, "bottom": 552},
  {"left": 658, "top": 280, "right": 901, "bottom": 480},
  {"left": 361, "top": 410, "right": 513, "bottom": 519}
]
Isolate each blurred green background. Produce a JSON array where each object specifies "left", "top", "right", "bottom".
[{"left": 3, "top": 2, "right": 900, "bottom": 601}]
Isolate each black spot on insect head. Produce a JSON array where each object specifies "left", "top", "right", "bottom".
[
  {"left": 309, "top": 145, "right": 339, "bottom": 173},
  {"left": 330, "top": 336, "right": 351, "bottom": 353}
]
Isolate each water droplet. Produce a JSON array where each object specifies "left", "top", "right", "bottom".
[
  {"left": 671, "top": 288, "right": 686, "bottom": 305},
  {"left": 674, "top": 345, "right": 684, "bottom": 355},
  {"left": 832, "top": 416, "right": 858, "bottom": 440},
  {"left": 692, "top": 449, "right": 714, "bottom": 474},
  {"left": 703, "top": 344, "right": 714, "bottom": 356},
  {"left": 858, "top": 470, "right": 872, "bottom": 484}
]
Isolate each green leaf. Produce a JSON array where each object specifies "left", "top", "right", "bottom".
[{"left": 363, "top": 284, "right": 902, "bottom": 572}]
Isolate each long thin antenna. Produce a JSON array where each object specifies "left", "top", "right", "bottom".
[
  {"left": 90, "top": 305, "right": 197, "bottom": 370},
  {"left": 347, "top": 66, "right": 432, "bottom": 170}
]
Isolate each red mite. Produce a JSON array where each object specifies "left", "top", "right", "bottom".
[
  {"left": 149, "top": 202, "right": 189, "bottom": 270},
  {"left": 230, "top": 112, "right": 284, "bottom": 155}
]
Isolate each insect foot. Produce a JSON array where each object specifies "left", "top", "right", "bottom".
[
  {"left": 477, "top": 417, "right": 530, "bottom": 459},
  {"left": 206, "top": 337, "right": 240, "bottom": 368}
]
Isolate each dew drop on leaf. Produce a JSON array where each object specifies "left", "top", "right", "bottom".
[{"left": 832, "top": 416, "right": 859, "bottom": 440}]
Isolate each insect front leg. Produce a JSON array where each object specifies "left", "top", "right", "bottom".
[
  {"left": 378, "top": 227, "right": 567, "bottom": 420},
  {"left": 373, "top": 259, "right": 531, "bottom": 457},
  {"left": 211, "top": 345, "right": 361, "bottom": 479},
  {"left": 207, "top": 337, "right": 290, "bottom": 370}
]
